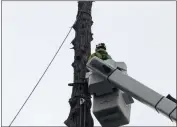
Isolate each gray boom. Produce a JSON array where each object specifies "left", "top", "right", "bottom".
[{"left": 86, "top": 56, "right": 176, "bottom": 122}]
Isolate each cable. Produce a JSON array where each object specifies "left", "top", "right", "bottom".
[
  {"left": 8, "top": 6, "right": 87, "bottom": 126},
  {"left": 8, "top": 24, "right": 74, "bottom": 127}
]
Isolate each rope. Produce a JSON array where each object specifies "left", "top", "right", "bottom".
[
  {"left": 8, "top": 23, "right": 74, "bottom": 127},
  {"left": 8, "top": 5, "right": 90, "bottom": 126}
]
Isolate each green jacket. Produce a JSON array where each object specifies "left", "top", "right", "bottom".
[{"left": 89, "top": 48, "right": 112, "bottom": 60}]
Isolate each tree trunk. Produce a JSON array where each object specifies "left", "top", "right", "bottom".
[{"left": 64, "top": 1, "right": 94, "bottom": 127}]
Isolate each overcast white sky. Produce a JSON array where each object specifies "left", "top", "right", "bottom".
[{"left": 1, "top": 1, "right": 176, "bottom": 126}]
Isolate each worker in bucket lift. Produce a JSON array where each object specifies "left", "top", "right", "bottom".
[{"left": 89, "top": 43, "right": 112, "bottom": 60}]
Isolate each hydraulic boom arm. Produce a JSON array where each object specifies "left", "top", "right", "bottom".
[{"left": 86, "top": 57, "right": 176, "bottom": 122}]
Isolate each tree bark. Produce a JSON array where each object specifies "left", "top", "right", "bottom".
[{"left": 64, "top": 1, "right": 94, "bottom": 127}]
